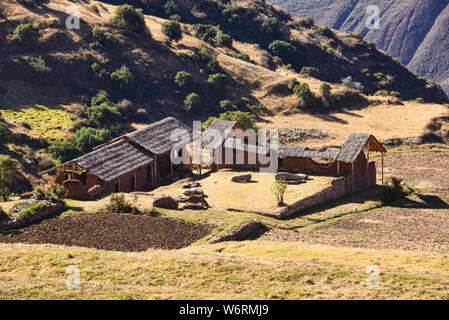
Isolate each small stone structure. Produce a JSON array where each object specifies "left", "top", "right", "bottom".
[
  {"left": 208, "top": 219, "right": 264, "bottom": 244},
  {"left": 183, "top": 188, "right": 204, "bottom": 196},
  {"left": 3, "top": 201, "right": 63, "bottom": 229},
  {"left": 153, "top": 196, "right": 179, "bottom": 210},
  {"left": 231, "top": 174, "right": 252, "bottom": 183}
]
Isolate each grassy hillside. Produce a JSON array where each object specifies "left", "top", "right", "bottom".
[
  {"left": 0, "top": 0, "right": 448, "bottom": 191},
  {"left": 268, "top": 0, "right": 449, "bottom": 95}
]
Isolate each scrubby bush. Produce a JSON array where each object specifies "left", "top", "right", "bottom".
[
  {"left": 271, "top": 179, "right": 287, "bottom": 206},
  {"left": 268, "top": 40, "right": 296, "bottom": 63},
  {"left": 0, "top": 155, "right": 24, "bottom": 201},
  {"left": 380, "top": 177, "right": 408, "bottom": 204},
  {"left": 164, "top": 0, "right": 180, "bottom": 18},
  {"left": 320, "top": 83, "right": 332, "bottom": 108},
  {"left": 300, "top": 67, "right": 320, "bottom": 78},
  {"left": 87, "top": 103, "right": 121, "bottom": 129},
  {"left": 197, "top": 48, "right": 219, "bottom": 73},
  {"left": 111, "top": 4, "right": 146, "bottom": 33},
  {"left": 110, "top": 66, "right": 134, "bottom": 91},
  {"left": 118, "top": 99, "right": 135, "bottom": 117},
  {"left": 49, "top": 127, "right": 114, "bottom": 162},
  {"left": 183, "top": 93, "right": 201, "bottom": 111},
  {"left": 203, "top": 111, "right": 256, "bottom": 130},
  {"left": 374, "top": 90, "right": 389, "bottom": 96},
  {"left": 230, "top": 52, "right": 251, "bottom": 62},
  {"left": 262, "top": 17, "right": 281, "bottom": 34},
  {"left": 222, "top": 7, "right": 242, "bottom": 27},
  {"left": 215, "top": 30, "right": 232, "bottom": 47},
  {"left": 366, "top": 41, "right": 377, "bottom": 50},
  {"left": 194, "top": 24, "right": 218, "bottom": 43},
  {"left": 207, "top": 73, "right": 228, "bottom": 89},
  {"left": 416, "top": 97, "right": 425, "bottom": 104},
  {"left": 136, "top": 108, "right": 148, "bottom": 120},
  {"left": 162, "top": 20, "right": 183, "bottom": 43},
  {"left": 32, "top": 184, "right": 66, "bottom": 204},
  {"left": 174, "top": 71, "right": 193, "bottom": 88},
  {"left": 341, "top": 76, "right": 364, "bottom": 92},
  {"left": 294, "top": 83, "right": 316, "bottom": 108},
  {"left": 30, "top": 56, "right": 51, "bottom": 72},
  {"left": 350, "top": 31, "right": 363, "bottom": 39},
  {"left": 219, "top": 100, "right": 232, "bottom": 110},
  {"left": 390, "top": 91, "right": 401, "bottom": 99},
  {"left": 317, "top": 26, "right": 333, "bottom": 37},
  {"left": 287, "top": 78, "right": 300, "bottom": 91},
  {"left": 13, "top": 23, "right": 39, "bottom": 43},
  {"left": 92, "top": 28, "right": 116, "bottom": 46},
  {"left": 104, "top": 193, "right": 139, "bottom": 214}
]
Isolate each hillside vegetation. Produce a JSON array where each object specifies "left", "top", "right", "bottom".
[
  {"left": 0, "top": 0, "right": 448, "bottom": 193},
  {"left": 269, "top": 0, "right": 449, "bottom": 95}
]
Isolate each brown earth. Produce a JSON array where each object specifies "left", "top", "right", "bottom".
[
  {"left": 259, "top": 148, "right": 449, "bottom": 253},
  {"left": 0, "top": 212, "right": 214, "bottom": 252}
]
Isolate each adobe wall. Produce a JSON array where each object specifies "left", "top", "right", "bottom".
[
  {"left": 280, "top": 157, "right": 337, "bottom": 175},
  {"left": 273, "top": 177, "right": 348, "bottom": 219}
]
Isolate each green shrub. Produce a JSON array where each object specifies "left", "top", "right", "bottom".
[
  {"left": 268, "top": 40, "right": 296, "bottom": 63},
  {"left": 287, "top": 78, "right": 300, "bottom": 91},
  {"left": 86, "top": 101, "right": 121, "bottom": 129},
  {"left": 49, "top": 127, "right": 114, "bottom": 162},
  {"left": 294, "top": 83, "right": 316, "bottom": 108},
  {"left": 162, "top": 20, "right": 183, "bottom": 43},
  {"left": 317, "top": 26, "right": 333, "bottom": 37},
  {"left": 164, "top": 0, "right": 180, "bottom": 17},
  {"left": 104, "top": 193, "right": 139, "bottom": 214},
  {"left": 230, "top": 52, "right": 251, "bottom": 62},
  {"left": 0, "top": 155, "right": 23, "bottom": 201},
  {"left": 110, "top": 66, "right": 134, "bottom": 90},
  {"left": 300, "top": 67, "right": 320, "bottom": 78},
  {"left": 374, "top": 72, "right": 385, "bottom": 80},
  {"left": 219, "top": 100, "right": 232, "bottom": 110},
  {"left": 350, "top": 32, "right": 363, "bottom": 39},
  {"left": 111, "top": 4, "right": 146, "bottom": 33},
  {"left": 174, "top": 71, "right": 193, "bottom": 88},
  {"left": 320, "top": 83, "right": 332, "bottom": 108},
  {"left": 13, "top": 23, "right": 39, "bottom": 43},
  {"left": 271, "top": 179, "right": 287, "bottom": 206},
  {"left": 380, "top": 177, "right": 407, "bottom": 204},
  {"left": 390, "top": 91, "right": 401, "bottom": 99},
  {"left": 32, "top": 184, "right": 66, "bottom": 204},
  {"left": 30, "top": 56, "right": 51, "bottom": 72},
  {"left": 366, "top": 41, "right": 377, "bottom": 50},
  {"left": 262, "top": 17, "right": 281, "bottom": 34},
  {"left": 204, "top": 111, "right": 256, "bottom": 130},
  {"left": 92, "top": 28, "right": 116, "bottom": 46},
  {"left": 208, "top": 73, "right": 228, "bottom": 89},
  {"left": 374, "top": 90, "right": 389, "bottom": 96},
  {"left": 215, "top": 31, "right": 232, "bottom": 47},
  {"left": 184, "top": 93, "right": 201, "bottom": 111},
  {"left": 195, "top": 24, "right": 218, "bottom": 43},
  {"left": 416, "top": 97, "right": 425, "bottom": 104}
]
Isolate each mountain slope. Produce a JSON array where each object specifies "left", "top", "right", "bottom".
[{"left": 269, "top": 0, "right": 449, "bottom": 95}]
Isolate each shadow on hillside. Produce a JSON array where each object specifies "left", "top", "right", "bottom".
[{"left": 390, "top": 194, "right": 449, "bottom": 209}]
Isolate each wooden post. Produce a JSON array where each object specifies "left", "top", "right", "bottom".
[
  {"left": 134, "top": 172, "right": 137, "bottom": 191},
  {"left": 366, "top": 142, "right": 370, "bottom": 184},
  {"left": 351, "top": 163, "right": 354, "bottom": 192},
  {"left": 337, "top": 161, "right": 340, "bottom": 175},
  {"left": 170, "top": 162, "right": 173, "bottom": 177},
  {"left": 154, "top": 155, "right": 158, "bottom": 180},
  {"left": 381, "top": 152, "right": 384, "bottom": 185}
]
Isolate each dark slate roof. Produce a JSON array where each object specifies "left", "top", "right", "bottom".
[
  {"left": 126, "top": 117, "right": 192, "bottom": 155},
  {"left": 278, "top": 145, "right": 341, "bottom": 160},
  {"left": 334, "top": 133, "right": 372, "bottom": 163},
  {"left": 74, "top": 140, "right": 154, "bottom": 182},
  {"left": 223, "top": 138, "right": 269, "bottom": 155},
  {"left": 201, "top": 119, "right": 237, "bottom": 149}
]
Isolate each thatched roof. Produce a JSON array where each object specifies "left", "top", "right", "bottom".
[
  {"left": 74, "top": 140, "right": 154, "bottom": 182},
  {"left": 223, "top": 138, "right": 269, "bottom": 155},
  {"left": 278, "top": 145, "right": 340, "bottom": 160},
  {"left": 126, "top": 117, "right": 192, "bottom": 155},
  {"left": 334, "top": 133, "right": 386, "bottom": 163},
  {"left": 201, "top": 119, "right": 237, "bottom": 149}
]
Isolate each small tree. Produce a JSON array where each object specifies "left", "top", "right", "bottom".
[
  {"left": 86, "top": 102, "right": 121, "bottom": 129},
  {"left": 184, "top": 93, "right": 201, "bottom": 111},
  {"left": 174, "top": 71, "right": 193, "bottom": 88},
  {"left": 300, "top": 67, "right": 320, "bottom": 78},
  {"left": 13, "top": 23, "right": 39, "bottom": 43},
  {"left": 294, "top": 83, "right": 316, "bottom": 108},
  {"left": 110, "top": 66, "right": 134, "bottom": 91},
  {"left": 208, "top": 73, "right": 228, "bottom": 89},
  {"left": 268, "top": 40, "right": 296, "bottom": 63},
  {"left": 262, "top": 17, "right": 281, "bottom": 34},
  {"left": 215, "top": 31, "right": 233, "bottom": 47},
  {"left": 162, "top": 20, "right": 183, "bottom": 43},
  {"left": 219, "top": 100, "right": 232, "bottom": 110},
  {"left": 111, "top": 4, "right": 146, "bottom": 33},
  {"left": 271, "top": 179, "right": 287, "bottom": 206},
  {"left": 341, "top": 76, "right": 364, "bottom": 92},
  {"left": 287, "top": 78, "right": 300, "bottom": 91},
  {"left": 320, "top": 83, "right": 332, "bottom": 108},
  {"left": 0, "top": 155, "right": 23, "bottom": 201}
]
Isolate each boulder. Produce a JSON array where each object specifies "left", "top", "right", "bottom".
[
  {"left": 231, "top": 174, "right": 252, "bottom": 183},
  {"left": 182, "top": 203, "right": 207, "bottom": 210},
  {"left": 275, "top": 172, "right": 308, "bottom": 182},
  {"left": 153, "top": 196, "right": 178, "bottom": 210},
  {"left": 186, "top": 195, "right": 208, "bottom": 205},
  {"left": 177, "top": 195, "right": 189, "bottom": 203},
  {"left": 182, "top": 181, "right": 201, "bottom": 189},
  {"left": 88, "top": 185, "right": 104, "bottom": 198},
  {"left": 183, "top": 188, "right": 204, "bottom": 196}
]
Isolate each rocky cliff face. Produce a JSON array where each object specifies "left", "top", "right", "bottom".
[{"left": 269, "top": 0, "right": 449, "bottom": 94}]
